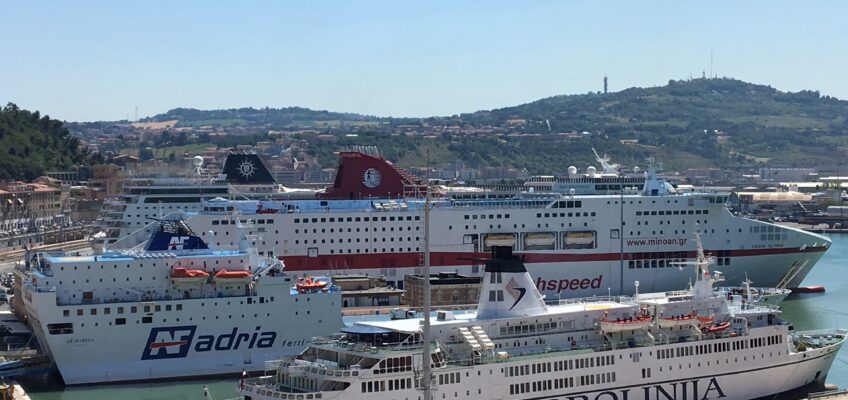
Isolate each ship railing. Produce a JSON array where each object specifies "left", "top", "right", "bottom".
[
  {"left": 240, "top": 377, "right": 328, "bottom": 399},
  {"left": 22, "top": 282, "right": 55, "bottom": 293},
  {"left": 281, "top": 359, "right": 361, "bottom": 379}
]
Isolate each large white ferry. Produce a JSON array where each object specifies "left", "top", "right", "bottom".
[
  {"left": 21, "top": 218, "right": 343, "bottom": 385},
  {"left": 239, "top": 242, "right": 845, "bottom": 400},
  {"left": 116, "top": 148, "right": 830, "bottom": 297}
]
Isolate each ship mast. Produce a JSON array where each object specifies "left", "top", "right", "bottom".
[{"left": 421, "top": 150, "right": 433, "bottom": 400}]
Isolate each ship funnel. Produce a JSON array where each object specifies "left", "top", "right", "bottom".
[{"left": 476, "top": 247, "right": 548, "bottom": 319}]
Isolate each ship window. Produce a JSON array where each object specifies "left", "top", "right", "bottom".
[
  {"left": 47, "top": 323, "right": 74, "bottom": 335},
  {"left": 141, "top": 317, "right": 152, "bottom": 324},
  {"left": 115, "top": 318, "right": 126, "bottom": 325},
  {"left": 104, "top": 308, "right": 110, "bottom": 315},
  {"left": 117, "top": 307, "right": 124, "bottom": 314},
  {"left": 176, "top": 304, "right": 182, "bottom": 311},
  {"left": 131, "top": 306, "right": 137, "bottom": 313}
]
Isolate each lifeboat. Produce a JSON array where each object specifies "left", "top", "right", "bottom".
[
  {"left": 256, "top": 204, "right": 279, "bottom": 214},
  {"left": 213, "top": 269, "right": 252, "bottom": 284},
  {"left": 524, "top": 233, "right": 556, "bottom": 247},
  {"left": 170, "top": 267, "right": 209, "bottom": 284},
  {"left": 485, "top": 234, "right": 516, "bottom": 248},
  {"left": 657, "top": 313, "right": 703, "bottom": 328},
  {"left": 703, "top": 321, "right": 731, "bottom": 333},
  {"left": 599, "top": 315, "right": 652, "bottom": 333},
  {"left": 296, "top": 276, "right": 329, "bottom": 293},
  {"left": 565, "top": 232, "right": 595, "bottom": 246}
]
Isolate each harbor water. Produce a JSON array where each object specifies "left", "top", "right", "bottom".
[{"left": 21, "top": 234, "right": 848, "bottom": 400}]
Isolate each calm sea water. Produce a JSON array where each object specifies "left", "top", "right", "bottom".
[{"left": 22, "top": 234, "right": 848, "bottom": 399}]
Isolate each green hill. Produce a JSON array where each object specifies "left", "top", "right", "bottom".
[
  {"left": 144, "top": 106, "right": 387, "bottom": 128},
  {"left": 0, "top": 103, "right": 100, "bottom": 181},
  {"left": 449, "top": 78, "right": 848, "bottom": 168}
]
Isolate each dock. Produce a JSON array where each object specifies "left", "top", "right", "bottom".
[{"left": 807, "top": 389, "right": 848, "bottom": 400}]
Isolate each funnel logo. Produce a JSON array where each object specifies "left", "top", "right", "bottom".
[
  {"left": 238, "top": 160, "right": 256, "bottom": 179},
  {"left": 141, "top": 326, "right": 196, "bottom": 360},
  {"left": 505, "top": 278, "right": 526, "bottom": 310}
]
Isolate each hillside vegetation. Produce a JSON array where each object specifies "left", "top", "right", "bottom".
[
  {"left": 128, "top": 78, "right": 848, "bottom": 172},
  {"left": 0, "top": 103, "right": 100, "bottom": 180}
]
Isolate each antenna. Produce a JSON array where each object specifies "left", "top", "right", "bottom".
[
  {"left": 420, "top": 147, "right": 433, "bottom": 400},
  {"left": 710, "top": 50, "right": 714, "bottom": 78}
]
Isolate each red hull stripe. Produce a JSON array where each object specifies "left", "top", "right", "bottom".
[{"left": 279, "top": 246, "right": 827, "bottom": 271}]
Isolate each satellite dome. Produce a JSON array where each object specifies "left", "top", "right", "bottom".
[
  {"left": 567, "top": 166, "right": 577, "bottom": 176},
  {"left": 192, "top": 156, "right": 204, "bottom": 167},
  {"left": 587, "top": 166, "right": 597, "bottom": 176}
]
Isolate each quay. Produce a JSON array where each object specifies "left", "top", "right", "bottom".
[{"left": 808, "top": 389, "right": 848, "bottom": 400}]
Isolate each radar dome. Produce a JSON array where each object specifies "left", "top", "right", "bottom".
[
  {"left": 587, "top": 166, "right": 597, "bottom": 176},
  {"left": 567, "top": 166, "right": 577, "bottom": 177},
  {"left": 192, "top": 156, "right": 204, "bottom": 167}
]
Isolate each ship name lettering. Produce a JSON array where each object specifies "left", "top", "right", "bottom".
[
  {"left": 194, "top": 327, "right": 276, "bottom": 352},
  {"left": 563, "top": 378, "right": 725, "bottom": 400},
  {"left": 537, "top": 275, "right": 603, "bottom": 292}
]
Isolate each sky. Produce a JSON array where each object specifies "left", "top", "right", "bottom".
[{"left": 2, "top": 1, "right": 847, "bottom": 122}]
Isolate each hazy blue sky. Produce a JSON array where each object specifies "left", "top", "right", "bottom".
[{"left": 2, "top": 1, "right": 846, "bottom": 121}]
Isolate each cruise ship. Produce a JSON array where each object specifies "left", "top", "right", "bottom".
[
  {"left": 21, "top": 217, "right": 343, "bottom": 385},
  {"left": 96, "top": 150, "right": 292, "bottom": 245},
  {"left": 239, "top": 243, "right": 845, "bottom": 400},
  {"left": 101, "top": 147, "right": 831, "bottom": 296},
  {"left": 148, "top": 149, "right": 830, "bottom": 296}
]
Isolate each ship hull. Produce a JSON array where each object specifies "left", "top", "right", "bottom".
[{"left": 25, "top": 287, "right": 342, "bottom": 385}]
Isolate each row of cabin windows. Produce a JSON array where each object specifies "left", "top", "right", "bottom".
[
  {"left": 751, "top": 225, "right": 786, "bottom": 233},
  {"left": 509, "top": 373, "right": 615, "bottom": 395},
  {"left": 58, "top": 259, "right": 238, "bottom": 271},
  {"left": 464, "top": 214, "right": 511, "bottom": 220},
  {"left": 636, "top": 209, "right": 709, "bottom": 216},
  {"left": 296, "top": 227, "right": 417, "bottom": 234},
  {"left": 499, "top": 321, "right": 561, "bottom": 336},
  {"left": 374, "top": 356, "right": 413, "bottom": 374},
  {"left": 296, "top": 216, "right": 420, "bottom": 224},
  {"left": 294, "top": 236, "right": 418, "bottom": 245},
  {"left": 327, "top": 247, "right": 419, "bottom": 254},
  {"left": 656, "top": 335, "right": 782, "bottom": 360},
  {"left": 437, "top": 372, "right": 460, "bottom": 385},
  {"left": 537, "top": 212, "right": 595, "bottom": 218},
  {"left": 506, "top": 355, "right": 613, "bottom": 377},
  {"left": 62, "top": 296, "right": 276, "bottom": 317},
  {"left": 361, "top": 378, "right": 412, "bottom": 393},
  {"left": 64, "top": 303, "right": 184, "bottom": 317}
]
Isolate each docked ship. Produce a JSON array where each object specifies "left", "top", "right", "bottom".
[
  {"left": 96, "top": 150, "right": 295, "bottom": 245},
  {"left": 239, "top": 242, "right": 845, "bottom": 400},
  {"left": 130, "top": 147, "right": 831, "bottom": 296},
  {"left": 21, "top": 218, "right": 343, "bottom": 385}
]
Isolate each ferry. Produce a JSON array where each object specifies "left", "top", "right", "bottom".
[
  {"left": 116, "top": 148, "right": 831, "bottom": 297},
  {"left": 21, "top": 218, "right": 343, "bottom": 385},
  {"left": 239, "top": 239, "right": 844, "bottom": 400}
]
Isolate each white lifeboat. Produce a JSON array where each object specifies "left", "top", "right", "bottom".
[
  {"left": 657, "top": 313, "right": 711, "bottom": 329},
  {"left": 484, "top": 234, "right": 516, "bottom": 248},
  {"left": 524, "top": 233, "right": 556, "bottom": 247}
]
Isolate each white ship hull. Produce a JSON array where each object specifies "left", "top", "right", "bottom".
[
  {"left": 24, "top": 279, "right": 342, "bottom": 385},
  {"left": 243, "top": 329, "right": 842, "bottom": 400}
]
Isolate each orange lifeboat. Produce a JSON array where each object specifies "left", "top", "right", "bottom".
[
  {"left": 703, "top": 321, "right": 731, "bottom": 333},
  {"left": 296, "top": 276, "right": 329, "bottom": 293},
  {"left": 170, "top": 267, "right": 209, "bottom": 284},
  {"left": 213, "top": 269, "right": 252, "bottom": 284}
]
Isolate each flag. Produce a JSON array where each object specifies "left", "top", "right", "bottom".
[{"left": 239, "top": 369, "right": 247, "bottom": 389}]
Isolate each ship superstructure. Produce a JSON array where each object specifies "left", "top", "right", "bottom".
[
  {"left": 154, "top": 149, "right": 833, "bottom": 296},
  {"left": 98, "top": 147, "right": 832, "bottom": 295},
  {"left": 22, "top": 217, "right": 343, "bottom": 385},
  {"left": 240, "top": 244, "right": 844, "bottom": 400}
]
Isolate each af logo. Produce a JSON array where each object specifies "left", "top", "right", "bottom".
[
  {"left": 238, "top": 160, "right": 256, "bottom": 178},
  {"left": 505, "top": 277, "right": 526, "bottom": 310},
  {"left": 141, "top": 326, "right": 196, "bottom": 360},
  {"left": 168, "top": 236, "right": 190, "bottom": 250},
  {"left": 362, "top": 168, "right": 381, "bottom": 188}
]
